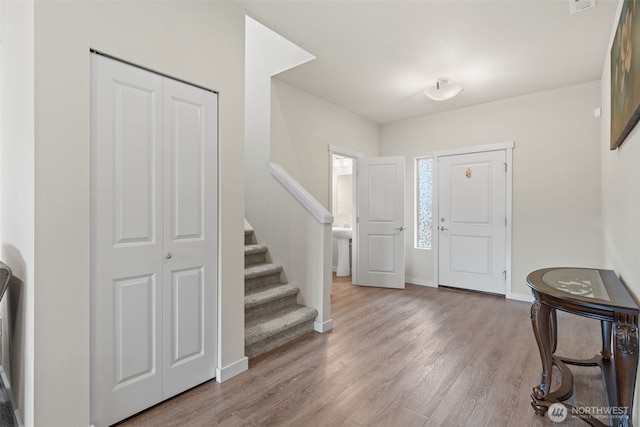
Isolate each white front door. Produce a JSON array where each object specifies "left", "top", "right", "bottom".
[
  {"left": 356, "top": 157, "right": 405, "bottom": 289},
  {"left": 91, "top": 54, "right": 217, "bottom": 427},
  {"left": 437, "top": 150, "right": 506, "bottom": 294}
]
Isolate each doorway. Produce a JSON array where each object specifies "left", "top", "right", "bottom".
[
  {"left": 434, "top": 142, "right": 513, "bottom": 296},
  {"left": 329, "top": 146, "right": 360, "bottom": 283}
]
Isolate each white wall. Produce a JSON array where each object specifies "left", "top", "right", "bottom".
[
  {"left": 32, "top": 2, "right": 245, "bottom": 425},
  {"left": 381, "top": 81, "right": 603, "bottom": 296},
  {"left": 600, "top": 1, "right": 640, "bottom": 423},
  {"left": 271, "top": 78, "right": 379, "bottom": 206},
  {"left": 0, "top": 1, "right": 34, "bottom": 424}
]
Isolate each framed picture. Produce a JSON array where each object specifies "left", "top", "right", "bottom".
[{"left": 611, "top": 0, "right": 640, "bottom": 150}]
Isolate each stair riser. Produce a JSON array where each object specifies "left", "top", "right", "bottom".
[
  {"left": 245, "top": 232, "right": 254, "bottom": 245},
  {"left": 245, "top": 272, "right": 282, "bottom": 291},
  {"left": 245, "top": 252, "right": 266, "bottom": 267},
  {"left": 245, "top": 294, "right": 298, "bottom": 322},
  {"left": 245, "top": 321, "right": 315, "bottom": 359}
]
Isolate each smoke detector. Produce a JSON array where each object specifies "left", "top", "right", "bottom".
[{"left": 570, "top": 0, "right": 595, "bottom": 14}]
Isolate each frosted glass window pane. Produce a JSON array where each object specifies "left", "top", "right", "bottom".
[{"left": 416, "top": 157, "right": 432, "bottom": 249}]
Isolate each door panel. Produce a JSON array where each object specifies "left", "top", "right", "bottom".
[
  {"left": 170, "top": 267, "right": 204, "bottom": 365},
  {"left": 168, "top": 97, "right": 205, "bottom": 240},
  {"left": 113, "top": 274, "right": 157, "bottom": 388},
  {"left": 356, "top": 157, "right": 405, "bottom": 289},
  {"left": 368, "top": 235, "right": 396, "bottom": 272},
  {"left": 113, "top": 82, "right": 158, "bottom": 245},
  {"left": 438, "top": 150, "right": 506, "bottom": 294},
  {"left": 450, "top": 161, "right": 491, "bottom": 224},
  {"left": 450, "top": 236, "right": 491, "bottom": 274}
]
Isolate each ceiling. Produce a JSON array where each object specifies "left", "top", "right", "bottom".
[{"left": 239, "top": 0, "right": 620, "bottom": 124}]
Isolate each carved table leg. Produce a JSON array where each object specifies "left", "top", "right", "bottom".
[
  {"left": 550, "top": 308, "right": 558, "bottom": 355},
  {"left": 614, "top": 312, "right": 638, "bottom": 427},
  {"left": 531, "top": 298, "right": 554, "bottom": 415},
  {"left": 602, "top": 320, "right": 612, "bottom": 360}
]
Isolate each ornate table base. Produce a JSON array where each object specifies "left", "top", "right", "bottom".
[{"left": 527, "top": 268, "right": 639, "bottom": 427}]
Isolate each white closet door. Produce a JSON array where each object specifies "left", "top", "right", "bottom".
[
  {"left": 91, "top": 54, "right": 164, "bottom": 427},
  {"left": 161, "top": 77, "right": 217, "bottom": 398},
  {"left": 91, "top": 54, "right": 218, "bottom": 427}
]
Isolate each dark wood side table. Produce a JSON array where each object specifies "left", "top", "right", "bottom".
[{"left": 527, "top": 268, "right": 639, "bottom": 427}]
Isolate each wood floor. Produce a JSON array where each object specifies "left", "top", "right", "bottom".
[{"left": 117, "top": 276, "right": 608, "bottom": 427}]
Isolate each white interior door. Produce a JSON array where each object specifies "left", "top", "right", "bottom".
[
  {"left": 437, "top": 150, "right": 506, "bottom": 294},
  {"left": 91, "top": 54, "right": 217, "bottom": 427},
  {"left": 356, "top": 156, "right": 405, "bottom": 289}
]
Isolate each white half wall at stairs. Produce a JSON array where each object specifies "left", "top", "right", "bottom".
[{"left": 245, "top": 16, "right": 333, "bottom": 333}]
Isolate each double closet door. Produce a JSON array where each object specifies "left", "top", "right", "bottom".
[{"left": 90, "top": 54, "right": 218, "bottom": 427}]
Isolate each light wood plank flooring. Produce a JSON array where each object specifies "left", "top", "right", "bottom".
[{"left": 117, "top": 276, "right": 608, "bottom": 426}]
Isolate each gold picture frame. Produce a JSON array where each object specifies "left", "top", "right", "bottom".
[{"left": 611, "top": 0, "right": 640, "bottom": 150}]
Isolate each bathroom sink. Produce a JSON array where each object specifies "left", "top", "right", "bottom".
[
  {"left": 332, "top": 227, "right": 352, "bottom": 240},
  {"left": 333, "top": 227, "right": 352, "bottom": 277}
]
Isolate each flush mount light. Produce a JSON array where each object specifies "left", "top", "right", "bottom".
[{"left": 424, "top": 77, "right": 463, "bottom": 101}]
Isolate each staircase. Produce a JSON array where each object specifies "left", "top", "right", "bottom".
[{"left": 244, "top": 220, "right": 318, "bottom": 359}]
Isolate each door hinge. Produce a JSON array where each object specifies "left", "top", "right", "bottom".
[
  {"left": 356, "top": 217, "right": 359, "bottom": 224},
  {"left": 505, "top": 217, "right": 507, "bottom": 226},
  {"left": 503, "top": 162, "right": 507, "bottom": 172},
  {"left": 503, "top": 270, "right": 507, "bottom": 280}
]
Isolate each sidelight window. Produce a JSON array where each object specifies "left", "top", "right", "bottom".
[{"left": 415, "top": 156, "right": 433, "bottom": 249}]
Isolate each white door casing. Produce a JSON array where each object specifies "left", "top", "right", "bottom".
[
  {"left": 356, "top": 156, "right": 405, "bottom": 289},
  {"left": 437, "top": 149, "right": 507, "bottom": 295},
  {"left": 90, "top": 54, "right": 217, "bottom": 427}
]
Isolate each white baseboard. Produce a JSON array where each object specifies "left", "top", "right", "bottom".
[
  {"left": 406, "top": 277, "right": 437, "bottom": 288},
  {"left": 507, "top": 292, "right": 534, "bottom": 303},
  {"left": 405, "top": 278, "right": 533, "bottom": 303},
  {"left": 314, "top": 319, "right": 333, "bottom": 333},
  {"left": 216, "top": 357, "right": 248, "bottom": 383}
]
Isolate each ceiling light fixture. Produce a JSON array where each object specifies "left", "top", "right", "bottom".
[{"left": 424, "top": 77, "right": 463, "bottom": 101}]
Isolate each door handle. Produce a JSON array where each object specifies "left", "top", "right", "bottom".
[
  {"left": 166, "top": 253, "right": 172, "bottom": 259},
  {"left": 440, "top": 226, "right": 448, "bottom": 231},
  {"left": 395, "top": 226, "right": 405, "bottom": 231}
]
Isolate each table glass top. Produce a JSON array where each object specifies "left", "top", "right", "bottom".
[{"left": 541, "top": 268, "right": 611, "bottom": 302}]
